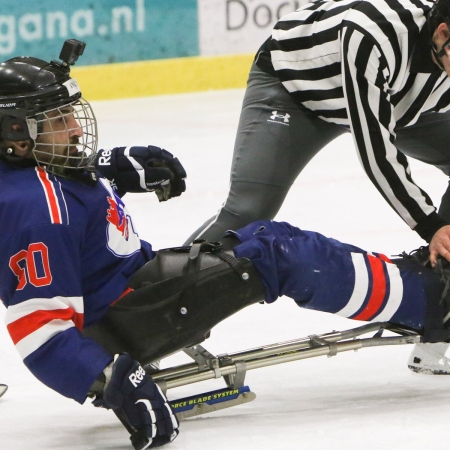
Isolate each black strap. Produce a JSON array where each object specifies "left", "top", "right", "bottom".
[{"left": 177, "top": 240, "right": 250, "bottom": 316}]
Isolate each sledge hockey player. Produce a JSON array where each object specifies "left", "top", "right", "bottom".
[
  {"left": 183, "top": 0, "right": 450, "bottom": 372},
  {"left": 0, "top": 40, "right": 184, "bottom": 449}
]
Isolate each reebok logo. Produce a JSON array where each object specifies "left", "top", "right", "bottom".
[
  {"left": 129, "top": 365, "right": 146, "bottom": 387},
  {"left": 97, "top": 149, "right": 112, "bottom": 165},
  {"left": 267, "top": 111, "right": 290, "bottom": 126}
]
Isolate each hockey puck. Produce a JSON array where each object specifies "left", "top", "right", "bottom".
[{"left": 0, "top": 384, "right": 8, "bottom": 398}]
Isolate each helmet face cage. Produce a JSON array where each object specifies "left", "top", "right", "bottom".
[{"left": 31, "top": 97, "right": 97, "bottom": 174}]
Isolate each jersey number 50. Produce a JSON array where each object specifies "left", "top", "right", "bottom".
[{"left": 9, "top": 242, "right": 52, "bottom": 290}]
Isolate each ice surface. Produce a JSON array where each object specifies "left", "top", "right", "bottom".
[{"left": 1, "top": 89, "right": 449, "bottom": 449}]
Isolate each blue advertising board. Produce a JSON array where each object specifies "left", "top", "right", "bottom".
[{"left": 0, "top": 0, "right": 199, "bottom": 65}]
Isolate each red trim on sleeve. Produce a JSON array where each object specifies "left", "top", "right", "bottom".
[{"left": 7, "top": 308, "right": 84, "bottom": 345}]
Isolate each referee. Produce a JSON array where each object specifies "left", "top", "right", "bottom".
[{"left": 187, "top": 0, "right": 450, "bottom": 268}]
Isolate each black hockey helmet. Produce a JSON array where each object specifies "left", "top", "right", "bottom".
[
  {"left": 0, "top": 56, "right": 79, "bottom": 116},
  {"left": 0, "top": 39, "right": 97, "bottom": 174}
]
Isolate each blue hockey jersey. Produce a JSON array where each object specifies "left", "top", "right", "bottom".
[{"left": 0, "top": 161, "right": 155, "bottom": 403}]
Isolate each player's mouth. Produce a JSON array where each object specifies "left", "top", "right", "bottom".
[
  {"left": 69, "top": 146, "right": 79, "bottom": 156},
  {"left": 68, "top": 138, "right": 81, "bottom": 156}
]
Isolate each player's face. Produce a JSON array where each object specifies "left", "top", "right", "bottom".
[{"left": 33, "top": 106, "right": 83, "bottom": 167}]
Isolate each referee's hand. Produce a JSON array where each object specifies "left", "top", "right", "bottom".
[{"left": 430, "top": 225, "right": 450, "bottom": 267}]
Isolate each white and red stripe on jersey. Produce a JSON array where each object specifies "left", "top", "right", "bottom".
[
  {"left": 5, "top": 296, "right": 84, "bottom": 360},
  {"left": 35, "top": 167, "right": 69, "bottom": 225}
]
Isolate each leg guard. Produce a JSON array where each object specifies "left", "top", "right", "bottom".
[{"left": 83, "top": 241, "right": 265, "bottom": 364}]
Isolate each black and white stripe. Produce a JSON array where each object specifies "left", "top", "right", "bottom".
[{"left": 259, "top": 0, "right": 450, "bottom": 234}]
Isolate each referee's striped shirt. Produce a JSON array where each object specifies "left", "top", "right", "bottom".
[{"left": 256, "top": 0, "right": 450, "bottom": 241}]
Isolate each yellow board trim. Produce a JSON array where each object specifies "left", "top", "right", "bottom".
[{"left": 71, "top": 53, "right": 254, "bottom": 101}]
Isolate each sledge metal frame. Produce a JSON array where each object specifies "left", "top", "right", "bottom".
[
  {"left": 150, "top": 322, "right": 420, "bottom": 393},
  {"left": 114, "top": 323, "right": 423, "bottom": 437}
]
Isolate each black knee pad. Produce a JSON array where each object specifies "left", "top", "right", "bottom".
[{"left": 83, "top": 241, "right": 265, "bottom": 364}]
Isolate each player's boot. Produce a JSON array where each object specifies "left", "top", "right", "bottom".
[{"left": 407, "top": 343, "right": 450, "bottom": 374}]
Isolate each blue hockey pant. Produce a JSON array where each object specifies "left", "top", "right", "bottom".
[{"left": 231, "top": 221, "right": 443, "bottom": 332}]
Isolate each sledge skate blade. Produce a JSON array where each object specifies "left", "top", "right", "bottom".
[
  {"left": 170, "top": 385, "right": 255, "bottom": 420},
  {"left": 0, "top": 384, "right": 8, "bottom": 398}
]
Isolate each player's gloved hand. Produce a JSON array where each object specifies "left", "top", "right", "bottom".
[
  {"left": 97, "top": 354, "right": 179, "bottom": 449},
  {"left": 94, "top": 146, "right": 186, "bottom": 201}
]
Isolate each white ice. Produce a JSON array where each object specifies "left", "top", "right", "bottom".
[{"left": 1, "top": 89, "right": 450, "bottom": 450}]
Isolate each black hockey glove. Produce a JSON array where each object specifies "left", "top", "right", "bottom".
[
  {"left": 96, "top": 354, "right": 179, "bottom": 449},
  {"left": 94, "top": 146, "right": 186, "bottom": 201}
]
